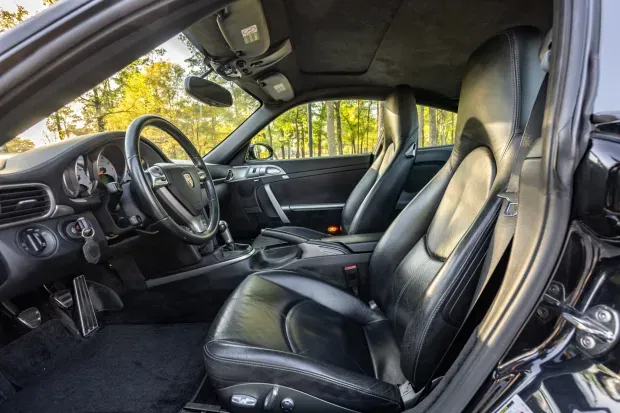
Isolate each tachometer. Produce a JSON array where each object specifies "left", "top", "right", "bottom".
[{"left": 96, "top": 155, "right": 117, "bottom": 184}]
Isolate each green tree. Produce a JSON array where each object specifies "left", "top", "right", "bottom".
[
  {"left": 0, "top": 5, "right": 28, "bottom": 33},
  {"left": 4, "top": 137, "right": 35, "bottom": 153}
]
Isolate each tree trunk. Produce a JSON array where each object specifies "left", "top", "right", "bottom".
[
  {"left": 326, "top": 102, "right": 336, "bottom": 156},
  {"left": 417, "top": 106, "right": 425, "bottom": 146},
  {"left": 335, "top": 102, "right": 343, "bottom": 155},
  {"left": 377, "top": 102, "right": 384, "bottom": 150},
  {"left": 356, "top": 100, "right": 361, "bottom": 154},
  {"left": 365, "top": 101, "right": 371, "bottom": 153},
  {"left": 294, "top": 109, "right": 300, "bottom": 158},
  {"left": 93, "top": 87, "right": 105, "bottom": 132},
  {"left": 429, "top": 107, "right": 438, "bottom": 146},
  {"left": 267, "top": 124, "right": 273, "bottom": 147}
]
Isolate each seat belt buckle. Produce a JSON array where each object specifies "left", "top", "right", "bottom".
[
  {"left": 343, "top": 265, "right": 359, "bottom": 295},
  {"left": 497, "top": 192, "right": 518, "bottom": 216}
]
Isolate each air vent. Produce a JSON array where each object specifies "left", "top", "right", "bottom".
[
  {"left": 0, "top": 184, "right": 54, "bottom": 227},
  {"left": 226, "top": 169, "right": 234, "bottom": 181}
]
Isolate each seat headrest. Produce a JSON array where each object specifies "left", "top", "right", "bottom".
[
  {"left": 384, "top": 85, "right": 418, "bottom": 148},
  {"left": 453, "top": 26, "right": 545, "bottom": 164}
]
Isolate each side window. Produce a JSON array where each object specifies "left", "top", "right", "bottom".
[
  {"left": 250, "top": 100, "right": 380, "bottom": 160},
  {"left": 416, "top": 106, "right": 458, "bottom": 148}
]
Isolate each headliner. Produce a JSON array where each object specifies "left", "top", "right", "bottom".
[{"left": 185, "top": 0, "right": 553, "bottom": 108}]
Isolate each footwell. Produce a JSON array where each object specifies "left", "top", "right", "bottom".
[{"left": 0, "top": 320, "right": 209, "bottom": 413}]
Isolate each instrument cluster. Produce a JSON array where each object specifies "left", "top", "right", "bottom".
[{"left": 62, "top": 145, "right": 129, "bottom": 199}]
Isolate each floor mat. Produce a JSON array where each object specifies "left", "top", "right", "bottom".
[{"left": 0, "top": 323, "right": 209, "bottom": 413}]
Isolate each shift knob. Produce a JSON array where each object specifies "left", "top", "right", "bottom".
[{"left": 218, "top": 220, "right": 235, "bottom": 250}]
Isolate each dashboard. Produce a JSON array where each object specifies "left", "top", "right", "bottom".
[
  {"left": 0, "top": 130, "right": 277, "bottom": 301},
  {"left": 0, "top": 132, "right": 180, "bottom": 301}
]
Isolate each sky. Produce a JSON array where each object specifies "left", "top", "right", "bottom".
[{"left": 1, "top": 0, "right": 193, "bottom": 147}]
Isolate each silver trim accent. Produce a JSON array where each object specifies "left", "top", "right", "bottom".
[
  {"left": 286, "top": 203, "right": 345, "bottom": 212},
  {"left": 264, "top": 184, "right": 290, "bottom": 224},
  {"left": 231, "top": 395, "right": 257, "bottom": 408},
  {"left": 73, "top": 275, "right": 99, "bottom": 337},
  {"left": 0, "top": 183, "right": 56, "bottom": 229},
  {"left": 145, "top": 247, "right": 256, "bottom": 288}
]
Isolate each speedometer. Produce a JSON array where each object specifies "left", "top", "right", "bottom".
[
  {"left": 75, "top": 155, "right": 94, "bottom": 193},
  {"left": 97, "top": 155, "right": 118, "bottom": 184}
]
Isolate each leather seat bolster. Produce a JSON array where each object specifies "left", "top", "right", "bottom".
[
  {"left": 399, "top": 197, "right": 502, "bottom": 390},
  {"left": 255, "top": 271, "right": 386, "bottom": 325},
  {"left": 347, "top": 146, "right": 418, "bottom": 235},
  {"left": 204, "top": 340, "right": 403, "bottom": 412}
]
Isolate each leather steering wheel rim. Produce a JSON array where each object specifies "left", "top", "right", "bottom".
[{"left": 125, "top": 115, "right": 220, "bottom": 244}]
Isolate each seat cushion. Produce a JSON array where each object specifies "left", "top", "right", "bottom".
[
  {"left": 204, "top": 271, "right": 404, "bottom": 412},
  {"left": 252, "top": 226, "right": 328, "bottom": 248}
]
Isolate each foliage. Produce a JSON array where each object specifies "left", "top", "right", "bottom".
[
  {"left": 2, "top": 137, "right": 35, "bottom": 153},
  {"left": 253, "top": 100, "right": 456, "bottom": 159},
  {"left": 0, "top": 5, "right": 28, "bottom": 33}
]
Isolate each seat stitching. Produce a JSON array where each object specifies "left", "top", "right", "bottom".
[
  {"left": 204, "top": 342, "right": 400, "bottom": 407},
  {"left": 392, "top": 236, "right": 441, "bottom": 329},
  {"left": 499, "top": 30, "right": 520, "bottom": 161},
  {"left": 411, "top": 212, "right": 496, "bottom": 386}
]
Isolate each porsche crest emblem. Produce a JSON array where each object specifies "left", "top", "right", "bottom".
[{"left": 182, "top": 172, "right": 194, "bottom": 188}]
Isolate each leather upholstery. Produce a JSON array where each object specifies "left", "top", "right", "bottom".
[
  {"left": 204, "top": 271, "right": 404, "bottom": 412},
  {"left": 205, "top": 27, "right": 545, "bottom": 411},
  {"left": 253, "top": 85, "right": 419, "bottom": 248}
]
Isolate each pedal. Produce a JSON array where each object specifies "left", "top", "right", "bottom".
[
  {"left": 51, "top": 289, "right": 73, "bottom": 309},
  {"left": 17, "top": 307, "right": 41, "bottom": 329},
  {"left": 73, "top": 275, "right": 99, "bottom": 337}
]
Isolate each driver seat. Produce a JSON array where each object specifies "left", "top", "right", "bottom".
[{"left": 204, "top": 27, "right": 544, "bottom": 412}]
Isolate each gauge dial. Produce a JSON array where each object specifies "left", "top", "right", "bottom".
[
  {"left": 75, "top": 155, "right": 94, "bottom": 194},
  {"left": 97, "top": 155, "right": 118, "bottom": 184},
  {"left": 62, "top": 155, "right": 95, "bottom": 198}
]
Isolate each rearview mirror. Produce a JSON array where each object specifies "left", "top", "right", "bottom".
[
  {"left": 184, "top": 76, "right": 233, "bottom": 107},
  {"left": 248, "top": 143, "right": 274, "bottom": 160}
]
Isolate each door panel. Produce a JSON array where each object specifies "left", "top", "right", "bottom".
[
  {"left": 221, "top": 155, "right": 371, "bottom": 239},
  {"left": 221, "top": 147, "right": 452, "bottom": 240}
]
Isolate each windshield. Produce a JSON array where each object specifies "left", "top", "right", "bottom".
[{"left": 0, "top": 1, "right": 259, "bottom": 160}]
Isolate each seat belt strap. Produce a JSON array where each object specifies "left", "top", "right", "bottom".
[{"left": 469, "top": 75, "right": 548, "bottom": 310}]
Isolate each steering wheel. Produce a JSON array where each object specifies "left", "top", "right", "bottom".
[{"left": 125, "top": 115, "right": 220, "bottom": 244}]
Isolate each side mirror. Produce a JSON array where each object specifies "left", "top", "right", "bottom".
[
  {"left": 248, "top": 143, "right": 274, "bottom": 160},
  {"left": 184, "top": 76, "right": 233, "bottom": 107}
]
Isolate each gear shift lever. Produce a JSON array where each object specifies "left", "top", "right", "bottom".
[{"left": 218, "top": 221, "right": 235, "bottom": 250}]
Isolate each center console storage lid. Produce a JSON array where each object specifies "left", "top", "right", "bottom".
[{"left": 322, "top": 233, "right": 383, "bottom": 254}]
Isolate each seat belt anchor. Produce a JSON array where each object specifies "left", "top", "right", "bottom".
[{"left": 497, "top": 192, "right": 519, "bottom": 216}]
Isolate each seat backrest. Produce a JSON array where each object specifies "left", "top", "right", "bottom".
[
  {"left": 368, "top": 27, "right": 545, "bottom": 390},
  {"left": 341, "top": 85, "right": 418, "bottom": 235}
]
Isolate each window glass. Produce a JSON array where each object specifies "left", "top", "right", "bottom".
[
  {"left": 416, "top": 106, "right": 458, "bottom": 148},
  {"left": 0, "top": 2, "right": 259, "bottom": 160},
  {"left": 252, "top": 100, "right": 380, "bottom": 159}
]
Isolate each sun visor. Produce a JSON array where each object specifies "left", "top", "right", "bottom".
[
  {"left": 258, "top": 73, "right": 294, "bottom": 102},
  {"left": 216, "top": 0, "right": 270, "bottom": 58}
]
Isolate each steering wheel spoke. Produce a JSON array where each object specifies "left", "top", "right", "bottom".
[{"left": 145, "top": 165, "right": 169, "bottom": 189}]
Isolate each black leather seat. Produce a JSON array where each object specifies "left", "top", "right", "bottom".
[
  {"left": 252, "top": 85, "right": 419, "bottom": 248},
  {"left": 205, "top": 27, "right": 545, "bottom": 412}
]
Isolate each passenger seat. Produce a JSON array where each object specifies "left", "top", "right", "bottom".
[{"left": 253, "top": 85, "right": 419, "bottom": 248}]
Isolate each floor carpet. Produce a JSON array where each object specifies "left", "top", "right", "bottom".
[{"left": 0, "top": 322, "right": 209, "bottom": 413}]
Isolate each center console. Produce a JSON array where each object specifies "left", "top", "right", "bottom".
[{"left": 145, "top": 226, "right": 383, "bottom": 299}]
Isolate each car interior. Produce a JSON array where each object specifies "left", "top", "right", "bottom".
[{"left": 0, "top": 0, "right": 559, "bottom": 412}]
